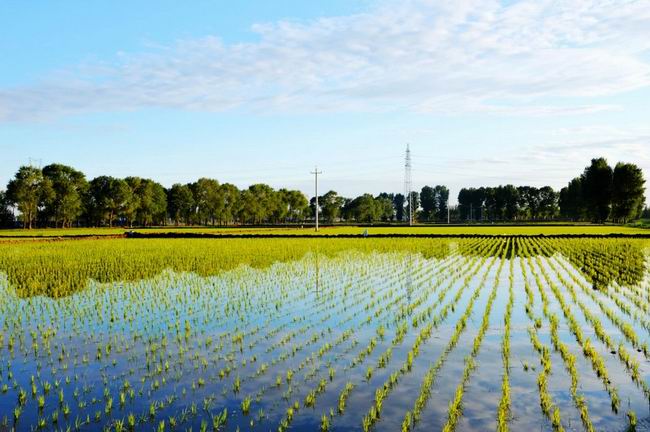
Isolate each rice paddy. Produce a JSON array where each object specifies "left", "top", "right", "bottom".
[{"left": 0, "top": 236, "right": 649, "bottom": 431}]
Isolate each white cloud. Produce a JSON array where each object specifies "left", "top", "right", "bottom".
[{"left": 1, "top": 0, "right": 649, "bottom": 121}]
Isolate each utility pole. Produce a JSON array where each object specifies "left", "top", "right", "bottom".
[
  {"left": 311, "top": 166, "right": 322, "bottom": 232},
  {"left": 404, "top": 144, "right": 413, "bottom": 226},
  {"left": 470, "top": 203, "right": 473, "bottom": 222}
]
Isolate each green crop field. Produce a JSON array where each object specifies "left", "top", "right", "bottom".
[
  {"left": 0, "top": 236, "right": 649, "bottom": 431},
  {"left": 0, "top": 224, "right": 648, "bottom": 238}
]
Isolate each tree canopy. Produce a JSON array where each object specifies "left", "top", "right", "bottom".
[{"left": 0, "top": 157, "right": 645, "bottom": 228}]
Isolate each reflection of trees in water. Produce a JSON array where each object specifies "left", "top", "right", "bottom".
[
  {"left": 2, "top": 237, "right": 646, "bottom": 299},
  {"left": 0, "top": 238, "right": 452, "bottom": 299}
]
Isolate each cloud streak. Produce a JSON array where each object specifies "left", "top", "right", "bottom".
[{"left": 1, "top": 0, "right": 650, "bottom": 121}]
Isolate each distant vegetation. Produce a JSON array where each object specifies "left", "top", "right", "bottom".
[
  {"left": 457, "top": 158, "right": 646, "bottom": 224},
  {"left": 0, "top": 157, "right": 645, "bottom": 228}
]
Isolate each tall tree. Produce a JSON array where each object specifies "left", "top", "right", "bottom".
[
  {"left": 500, "top": 185, "right": 520, "bottom": 220},
  {"left": 42, "top": 164, "right": 88, "bottom": 228},
  {"left": 6, "top": 166, "right": 53, "bottom": 229},
  {"left": 244, "top": 184, "right": 277, "bottom": 224},
  {"left": 87, "top": 176, "right": 133, "bottom": 227},
  {"left": 284, "top": 190, "right": 309, "bottom": 222},
  {"left": 191, "top": 178, "right": 222, "bottom": 225},
  {"left": 433, "top": 185, "right": 449, "bottom": 221},
  {"left": 376, "top": 195, "right": 394, "bottom": 221},
  {"left": 420, "top": 186, "right": 435, "bottom": 221},
  {"left": 642, "top": 206, "right": 650, "bottom": 219},
  {"left": 559, "top": 177, "right": 585, "bottom": 221},
  {"left": 0, "top": 190, "right": 15, "bottom": 227},
  {"left": 582, "top": 157, "right": 613, "bottom": 222},
  {"left": 458, "top": 188, "right": 483, "bottom": 221},
  {"left": 320, "top": 190, "right": 345, "bottom": 222},
  {"left": 167, "top": 183, "right": 195, "bottom": 225},
  {"left": 611, "top": 162, "right": 645, "bottom": 223},
  {"left": 125, "top": 177, "right": 167, "bottom": 226},
  {"left": 393, "top": 193, "right": 405, "bottom": 222},
  {"left": 348, "top": 194, "right": 380, "bottom": 222},
  {"left": 219, "top": 183, "right": 240, "bottom": 224},
  {"left": 537, "top": 186, "right": 558, "bottom": 219}
]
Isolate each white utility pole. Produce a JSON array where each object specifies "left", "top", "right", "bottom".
[
  {"left": 311, "top": 166, "right": 322, "bottom": 232},
  {"left": 404, "top": 144, "right": 413, "bottom": 226}
]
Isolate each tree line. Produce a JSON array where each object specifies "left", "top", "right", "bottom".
[
  {"left": 455, "top": 158, "right": 646, "bottom": 223},
  {"left": 0, "top": 157, "right": 646, "bottom": 228}
]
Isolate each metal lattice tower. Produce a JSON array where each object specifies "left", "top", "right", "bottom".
[{"left": 404, "top": 144, "right": 413, "bottom": 226}]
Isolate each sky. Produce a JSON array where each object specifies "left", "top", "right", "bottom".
[{"left": 1, "top": 0, "right": 649, "bottom": 203}]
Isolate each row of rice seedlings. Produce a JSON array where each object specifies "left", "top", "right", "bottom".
[
  {"left": 399, "top": 240, "right": 508, "bottom": 431},
  {"left": 251, "top": 256, "right": 421, "bottom": 422},
  {"left": 525, "top": 252, "right": 621, "bottom": 414},
  {"left": 536, "top": 238, "right": 649, "bottom": 358},
  {"left": 606, "top": 279, "right": 650, "bottom": 332},
  {"left": 516, "top": 238, "right": 565, "bottom": 432},
  {"left": 273, "top": 256, "right": 444, "bottom": 431},
  {"left": 2, "top": 251, "right": 400, "bottom": 430},
  {"left": 551, "top": 238, "right": 646, "bottom": 291},
  {"left": 332, "top": 241, "right": 493, "bottom": 423},
  {"left": 361, "top": 240, "right": 505, "bottom": 432},
  {"left": 496, "top": 257, "right": 514, "bottom": 431},
  {"left": 273, "top": 251, "right": 452, "bottom": 426},
  {"left": 560, "top": 241, "right": 650, "bottom": 319},
  {"left": 161, "top": 251, "right": 420, "bottom": 426},
  {"left": 440, "top": 240, "right": 509, "bottom": 432},
  {"left": 530, "top": 240, "right": 650, "bottom": 402}
]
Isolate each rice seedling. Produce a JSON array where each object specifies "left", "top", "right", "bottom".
[{"left": 0, "top": 236, "right": 648, "bottom": 431}]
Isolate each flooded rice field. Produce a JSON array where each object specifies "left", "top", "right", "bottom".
[{"left": 0, "top": 237, "right": 649, "bottom": 431}]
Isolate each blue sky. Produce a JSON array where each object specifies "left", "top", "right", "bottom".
[{"left": 1, "top": 0, "right": 649, "bottom": 202}]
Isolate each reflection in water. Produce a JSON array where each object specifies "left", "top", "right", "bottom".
[
  {"left": 457, "top": 237, "right": 648, "bottom": 290},
  {"left": 0, "top": 242, "right": 649, "bottom": 431}
]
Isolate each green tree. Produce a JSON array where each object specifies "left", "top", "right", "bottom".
[
  {"left": 218, "top": 183, "right": 240, "bottom": 224},
  {"left": 242, "top": 184, "right": 276, "bottom": 224},
  {"left": 517, "top": 186, "right": 539, "bottom": 219},
  {"left": 433, "top": 185, "right": 449, "bottom": 221},
  {"left": 420, "top": 186, "right": 435, "bottom": 221},
  {"left": 582, "top": 157, "right": 613, "bottom": 222},
  {"left": 0, "top": 190, "right": 15, "bottom": 227},
  {"left": 192, "top": 178, "right": 223, "bottom": 225},
  {"left": 537, "top": 186, "right": 558, "bottom": 219},
  {"left": 42, "top": 164, "right": 88, "bottom": 228},
  {"left": 611, "top": 162, "right": 645, "bottom": 223},
  {"left": 501, "top": 185, "right": 519, "bottom": 220},
  {"left": 349, "top": 194, "right": 380, "bottom": 222},
  {"left": 376, "top": 195, "right": 394, "bottom": 221},
  {"left": 6, "top": 166, "right": 53, "bottom": 229},
  {"left": 393, "top": 193, "right": 405, "bottom": 222},
  {"left": 285, "top": 190, "right": 309, "bottom": 222},
  {"left": 458, "top": 188, "right": 483, "bottom": 221},
  {"left": 320, "top": 190, "right": 345, "bottom": 222},
  {"left": 167, "top": 183, "right": 195, "bottom": 225},
  {"left": 641, "top": 206, "right": 650, "bottom": 219},
  {"left": 559, "top": 177, "right": 585, "bottom": 221},
  {"left": 125, "top": 177, "right": 167, "bottom": 226},
  {"left": 87, "top": 176, "right": 133, "bottom": 227}
]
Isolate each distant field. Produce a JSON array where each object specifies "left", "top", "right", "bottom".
[
  {"left": 1, "top": 224, "right": 648, "bottom": 238},
  {"left": 134, "top": 225, "right": 650, "bottom": 236},
  {"left": 1, "top": 225, "right": 649, "bottom": 237}
]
